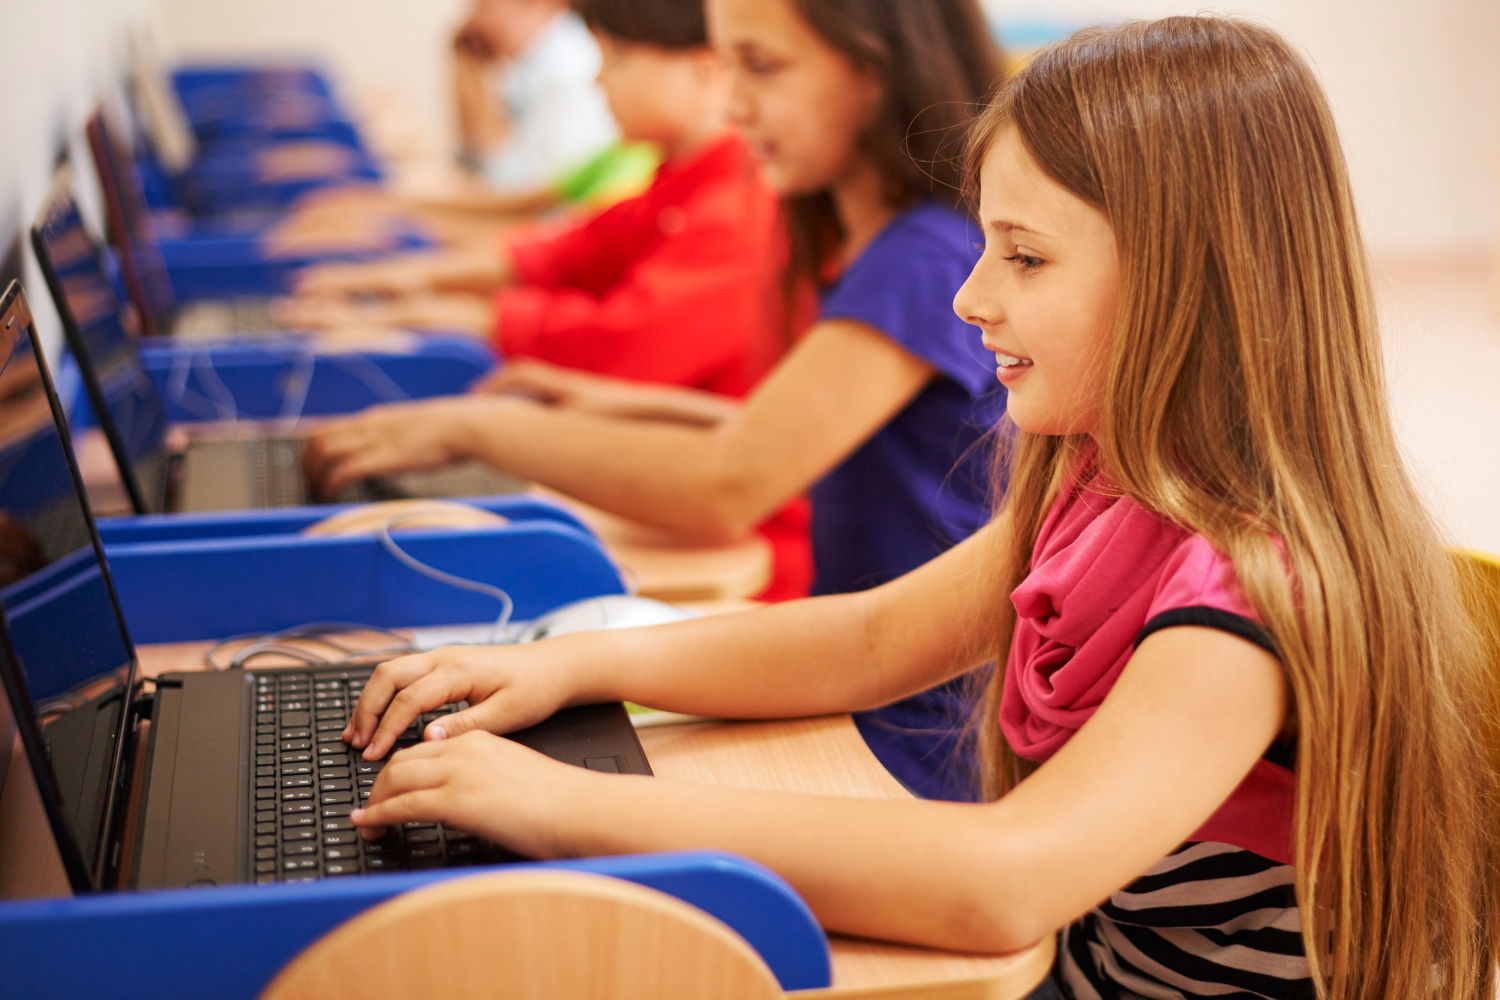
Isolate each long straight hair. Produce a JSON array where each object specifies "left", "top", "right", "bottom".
[
  {"left": 965, "top": 17, "right": 1499, "bottom": 999},
  {"left": 783, "top": 0, "right": 1004, "bottom": 286}
]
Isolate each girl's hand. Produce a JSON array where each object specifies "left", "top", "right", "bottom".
[
  {"left": 343, "top": 642, "right": 577, "bottom": 760},
  {"left": 349, "top": 731, "right": 586, "bottom": 858},
  {"left": 302, "top": 397, "right": 490, "bottom": 498}
]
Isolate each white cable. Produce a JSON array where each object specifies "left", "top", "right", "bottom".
[{"left": 377, "top": 512, "right": 516, "bottom": 645}]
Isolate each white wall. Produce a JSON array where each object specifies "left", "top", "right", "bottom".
[
  {"left": 0, "top": 0, "right": 151, "bottom": 356},
  {"left": 984, "top": 0, "right": 1500, "bottom": 257},
  {"left": 151, "top": 0, "right": 470, "bottom": 158}
]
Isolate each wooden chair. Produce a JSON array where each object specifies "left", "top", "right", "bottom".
[{"left": 260, "top": 869, "right": 1049, "bottom": 1000}]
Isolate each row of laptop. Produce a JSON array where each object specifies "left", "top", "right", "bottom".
[{"left": 0, "top": 73, "right": 649, "bottom": 894}]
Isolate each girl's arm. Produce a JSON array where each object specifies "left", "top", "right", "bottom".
[
  {"left": 353, "top": 621, "right": 1289, "bottom": 955},
  {"left": 291, "top": 242, "right": 512, "bottom": 300},
  {"left": 344, "top": 518, "right": 1009, "bottom": 759},
  {"left": 303, "top": 319, "right": 936, "bottom": 540},
  {"left": 472, "top": 359, "right": 743, "bottom": 427}
]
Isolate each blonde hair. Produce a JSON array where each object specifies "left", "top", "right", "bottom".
[{"left": 966, "top": 17, "right": 1499, "bottom": 999}]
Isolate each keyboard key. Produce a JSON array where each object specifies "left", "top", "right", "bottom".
[
  {"left": 323, "top": 831, "right": 357, "bottom": 845},
  {"left": 282, "top": 740, "right": 312, "bottom": 752},
  {"left": 257, "top": 725, "right": 275, "bottom": 736},
  {"left": 317, "top": 756, "right": 347, "bottom": 769},
  {"left": 280, "top": 701, "right": 309, "bottom": 712},
  {"left": 358, "top": 776, "right": 375, "bottom": 787},
  {"left": 255, "top": 810, "right": 274, "bottom": 824},
  {"left": 256, "top": 875, "right": 278, "bottom": 884},
  {"left": 282, "top": 777, "right": 313, "bottom": 789},
  {"left": 255, "top": 766, "right": 274, "bottom": 778},
  {"left": 283, "top": 800, "right": 313, "bottom": 813},
  {"left": 256, "top": 734, "right": 275, "bottom": 746},
  {"left": 321, "top": 804, "right": 353, "bottom": 818},
  {"left": 255, "top": 861, "right": 275, "bottom": 874},
  {"left": 315, "top": 720, "right": 344, "bottom": 733},
  {"left": 283, "top": 843, "right": 317, "bottom": 856},
  {"left": 284, "top": 876, "right": 317, "bottom": 884},
  {"left": 315, "top": 744, "right": 346, "bottom": 756},
  {"left": 283, "top": 764, "right": 313, "bottom": 776},
  {"left": 324, "top": 846, "right": 359, "bottom": 860},
  {"left": 443, "top": 828, "right": 477, "bottom": 842},
  {"left": 320, "top": 767, "right": 351, "bottom": 780},
  {"left": 279, "top": 728, "right": 310, "bottom": 740},
  {"left": 256, "top": 789, "right": 276, "bottom": 801},
  {"left": 279, "top": 712, "right": 310, "bottom": 727},
  {"left": 282, "top": 829, "right": 316, "bottom": 842},
  {"left": 402, "top": 821, "right": 437, "bottom": 830},
  {"left": 365, "top": 856, "right": 399, "bottom": 870},
  {"left": 319, "top": 779, "right": 352, "bottom": 792},
  {"left": 356, "top": 761, "right": 385, "bottom": 775},
  {"left": 280, "top": 753, "right": 311, "bottom": 765},
  {"left": 324, "top": 862, "right": 359, "bottom": 876},
  {"left": 404, "top": 829, "right": 439, "bottom": 844},
  {"left": 282, "top": 859, "right": 317, "bottom": 872},
  {"left": 322, "top": 791, "right": 353, "bottom": 804},
  {"left": 314, "top": 698, "right": 345, "bottom": 709},
  {"left": 256, "top": 712, "right": 275, "bottom": 724},
  {"left": 256, "top": 835, "right": 275, "bottom": 848},
  {"left": 407, "top": 844, "right": 442, "bottom": 860},
  {"left": 323, "top": 819, "right": 355, "bottom": 832},
  {"left": 284, "top": 815, "right": 316, "bottom": 828},
  {"left": 255, "top": 822, "right": 275, "bottom": 835},
  {"left": 447, "top": 840, "right": 479, "bottom": 857},
  {"left": 255, "top": 847, "right": 275, "bottom": 860},
  {"left": 256, "top": 778, "right": 275, "bottom": 789},
  {"left": 282, "top": 789, "right": 313, "bottom": 801}
]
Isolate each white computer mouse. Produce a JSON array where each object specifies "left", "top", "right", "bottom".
[{"left": 517, "top": 595, "right": 698, "bottom": 642}]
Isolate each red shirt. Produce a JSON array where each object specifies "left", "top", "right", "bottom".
[
  {"left": 496, "top": 133, "right": 811, "bottom": 601},
  {"left": 495, "top": 133, "right": 783, "bottom": 397}
]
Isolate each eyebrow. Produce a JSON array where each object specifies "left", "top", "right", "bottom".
[{"left": 987, "top": 219, "right": 1048, "bottom": 238}]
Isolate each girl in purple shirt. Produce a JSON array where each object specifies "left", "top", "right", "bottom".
[{"left": 337, "top": 16, "right": 1495, "bottom": 1000}]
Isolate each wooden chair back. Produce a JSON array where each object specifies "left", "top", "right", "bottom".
[{"left": 259, "top": 869, "right": 785, "bottom": 1000}]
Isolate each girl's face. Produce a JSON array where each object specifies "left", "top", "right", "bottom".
[
  {"left": 954, "top": 128, "right": 1121, "bottom": 437},
  {"left": 707, "top": 0, "right": 882, "bottom": 195}
]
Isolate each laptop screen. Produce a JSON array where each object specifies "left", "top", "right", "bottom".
[
  {"left": 86, "top": 110, "right": 178, "bottom": 340},
  {"left": 0, "top": 281, "right": 140, "bottom": 890},
  {"left": 32, "top": 168, "right": 172, "bottom": 515}
]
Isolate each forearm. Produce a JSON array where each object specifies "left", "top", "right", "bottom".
[
  {"left": 550, "top": 773, "right": 1046, "bottom": 953},
  {"left": 454, "top": 397, "right": 773, "bottom": 540}
]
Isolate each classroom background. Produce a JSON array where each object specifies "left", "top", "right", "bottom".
[{"left": 0, "top": 0, "right": 1497, "bottom": 548}]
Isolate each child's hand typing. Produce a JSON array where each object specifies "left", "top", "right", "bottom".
[
  {"left": 349, "top": 731, "right": 583, "bottom": 859},
  {"left": 341, "top": 643, "right": 577, "bottom": 761}
]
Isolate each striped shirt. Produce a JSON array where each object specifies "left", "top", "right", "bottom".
[{"left": 1058, "top": 841, "right": 1314, "bottom": 999}]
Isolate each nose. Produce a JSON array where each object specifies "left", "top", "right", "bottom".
[{"left": 953, "top": 254, "right": 1003, "bottom": 330}]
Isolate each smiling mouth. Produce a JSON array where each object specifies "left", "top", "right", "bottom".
[{"left": 995, "top": 353, "right": 1033, "bottom": 369}]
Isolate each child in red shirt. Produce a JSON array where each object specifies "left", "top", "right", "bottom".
[{"left": 287, "top": 0, "right": 786, "bottom": 397}]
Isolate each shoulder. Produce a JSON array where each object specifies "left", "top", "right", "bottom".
[
  {"left": 1138, "top": 531, "right": 1275, "bottom": 656},
  {"left": 851, "top": 202, "right": 981, "bottom": 277}
]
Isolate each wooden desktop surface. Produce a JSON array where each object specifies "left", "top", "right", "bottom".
[{"left": 121, "top": 626, "right": 1052, "bottom": 996}]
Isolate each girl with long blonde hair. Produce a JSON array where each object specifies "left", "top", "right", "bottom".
[{"left": 330, "top": 16, "right": 1498, "bottom": 999}]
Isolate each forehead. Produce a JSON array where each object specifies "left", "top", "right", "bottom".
[
  {"left": 979, "top": 127, "right": 1108, "bottom": 239},
  {"left": 708, "top": 0, "right": 825, "bottom": 54}
]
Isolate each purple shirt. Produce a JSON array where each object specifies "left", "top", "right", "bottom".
[{"left": 812, "top": 201, "right": 1005, "bottom": 799}]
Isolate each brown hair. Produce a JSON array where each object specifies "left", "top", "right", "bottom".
[
  {"left": 964, "top": 16, "right": 1500, "bottom": 1000},
  {"left": 573, "top": 0, "right": 707, "bottom": 49},
  {"left": 784, "top": 0, "right": 1004, "bottom": 285}
]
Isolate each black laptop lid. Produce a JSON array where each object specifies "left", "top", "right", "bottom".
[
  {"left": 86, "top": 109, "right": 178, "bottom": 339},
  {"left": 0, "top": 282, "right": 142, "bottom": 891},
  {"left": 31, "top": 168, "right": 171, "bottom": 516}
]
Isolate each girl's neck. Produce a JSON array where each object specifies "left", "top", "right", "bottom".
[{"left": 830, "top": 158, "right": 899, "bottom": 268}]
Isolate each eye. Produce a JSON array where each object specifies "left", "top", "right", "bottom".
[{"left": 1003, "top": 252, "right": 1045, "bottom": 273}]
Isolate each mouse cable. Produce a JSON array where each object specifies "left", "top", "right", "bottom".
[
  {"left": 377, "top": 512, "right": 515, "bottom": 645},
  {"left": 208, "top": 621, "right": 415, "bottom": 671}
]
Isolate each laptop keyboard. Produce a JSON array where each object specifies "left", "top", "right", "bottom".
[
  {"left": 251, "top": 668, "right": 508, "bottom": 883},
  {"left": 252, "top": 437, "right": 312, "bottom": 508}
]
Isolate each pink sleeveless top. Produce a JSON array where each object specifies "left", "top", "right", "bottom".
[{"left": 1001, "top": 478, "right": 1295, "bottom": 864}]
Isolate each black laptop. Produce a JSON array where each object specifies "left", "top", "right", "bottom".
[
  {"left": 0, "top": 281, "right": 649, "bottom": 891},
  {"left": 31, "top": 167, "right": 523, "bottom": 514}
]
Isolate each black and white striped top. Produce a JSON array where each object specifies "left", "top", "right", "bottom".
[{"left": 1057, "top": 841, "right": 1314, "bottom": 999}]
